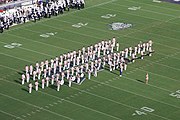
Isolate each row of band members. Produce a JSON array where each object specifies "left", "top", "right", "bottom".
[{"left": 0, "top": 0, "right": 85, "bottom": 33}]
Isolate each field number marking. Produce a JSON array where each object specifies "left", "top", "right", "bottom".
[
  {"left": 4, "top": 43, "right": 22, "bottom": 49},
  {"left": 169, "top": 90, "right": 180, "bottom": 99},
  {"left": 101, "top": 14, "right": 116, "bottom": 19},
  {"left": 72, "top": 23, "right": 88, "bottom": 28},
  {"left": 128, "top": 6, "right": 141, "bottom": 11},
  {"left": 132, "top": 106, "right": 155, "bottom": 116},
  {"left": 40, "top": 32, "right": 57, "bottom": 38}
]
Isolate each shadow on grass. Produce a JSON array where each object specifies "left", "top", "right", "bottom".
[
  {"left": 64, "top": 81, "right": 69, "bottom": 86},
  {"left": 49, "top": 85, "right": 57, "bottom": 90},
  {"left": 14, "top": 79, "right": 21, "bottom": 84},
  {"left": 21, "top": 88, "right": 28, "bottom": 93},
  {"left": 135, "top": 79, "right": 145, "bottom": 83},
  {"left": 17, "top": 71, "right": 24, "bottom": 75}
]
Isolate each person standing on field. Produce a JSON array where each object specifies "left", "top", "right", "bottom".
[
  {"left": 29, "top": 83, "right": 33, "bottom": 93},
  {"left": 145, "top": 73, "right": 149, "bottom": 84}
]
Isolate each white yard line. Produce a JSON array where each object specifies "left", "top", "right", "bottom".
[
  {"left": 138, "top": 69, "right": 180, "bottom": 83},
  {"left": 17, "top": 24, "right": 180, "bottom": 61},
  {"left": 124, "top": 52, "right": 180, "bottom": 83},
  {"left": 0, "top": 75, "right": 175, "bottom": 120},
  {"left": 70, "top": 13, "right": 180, "bottom": 33},
  {"left": 90, "top": 79, "right": 180, "bottom": 110},
  {"left": 1, "top": 73, "right": 180, "bottom": 120},
  {"left": 105, "top": 67, "right": 175, "bottom": 93},
  {"left": 52, "top": 16, "right": 180, "bottom": 44},
  {"left": 110, "top": 2, "right": 177, "bottom": 17},
  {"left": 122, "top": 76, "right": 173, "bottom": 92},
  {"left": 97, "top": 7, "right": 180, "bottom": 41},
  {"left": 0, "top": 77, "right": 122, "bottom": 120},
  {"left": 124, "top": 0, "right": 180, "bottom": 12},
  {"left": 22, "top": 19, "right": 180, "bottom": 51},
  {"left": 0, "top": 57, "right": 180, "bottom": 111},
  {"left": 35, "top": 14, "right": 180, "bottom": 48},
  {"left": 1, "top": 0, "right": 179, "bottom": 51},
  {"left": 23, "top": 24, "right": 180, "bottom": 53},
  {"left": 0, "top": 41, "right": 54, "bottom": 58},
  {"left": 3, "top": 47, "right": 178, "bottom": 86},
  {"left": 1, "top": 34, "right": 180, "bottom": 83},
  {"left": 7, "top": 29, "right": 88, "bottom": 46},
  {"left": 1, "top": 41, "right": 180, "bottom": 74},
  {"left": 0, "top": 64, "right": 20, "bottom": 72},
  {"left": 63, "top": 15, "right": 180, "bottom": 44},
  {"left": 71, "top": 87, "right": 173, "bottom": 120},
  {"left": 2, "top": 8, "right": 180, "bottom": 52},
  {"left": 6, "top": 33, "right": 71, "bottom": 51},
  {"left": 0, "top": 52, "right": 32, "bottom": 63},
  {"left": 99, "top": 6, "right": 179, "bottom": 26},
  {"left": 0, "top": 110, "right": 24, "bottom": 120},
  {"left": 156, "top": 52, "right": 180, "bottom": 61},
  {"left": 0, "top": 93, "right": 74, "bottom": 120},
  {"left": 1, "top": 42, "right": 180, "bottom": 85},
  {"left": 37, "top": 92, "right": 119, "bottom": 120},
  {"left": 144, "top": 59, "right": 180, "bottom": 71}
]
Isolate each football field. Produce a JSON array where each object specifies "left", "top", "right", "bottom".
[{"left": 0, "top": 0, "right": 180, "bottom": 120}]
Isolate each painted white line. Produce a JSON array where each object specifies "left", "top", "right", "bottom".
[
  {"left": 7, "top": 33, "right": 71, "bottom": 51},
  {"left": 72, "top": 12, "right": 180, "bottom": 42},
  {"left": 49, "top": 104, "right": 53, "bottom": 107},
  {"left": 1, "top": 48, "right": 180, "bottom": 92},
  {"left": 0, "top": 43, "right": 179, "bottom": 109},
  {"left": 21, "top": 28, "right": 89, "bottom": 46},
  {"left": 45, "top": 106, "right": 49, "bottom": 108},
  {"left": 71, "top": 87, "right": 173, "bottom": 120},
  {"left": 0, "top": 93, "right": 73, "bottom": 120},
  {"left": 0, "top": 64, "right": 20, "bottom": 72},
  {"left": 124, "top": 0, "right": 180, "bottom": 12},
  {"left": 97, "top": 84, "right": 102, "bottom": 86},
  {"left": 70, "top": 95, "right": 74, "bottom": 98},
  {"left": 53, "top": 102, "right": 58, "bottom": 105},
  {"left": 86, "top": 89, "right": 90, "bottom": 91},
  {"left": 36, "top": 109, "right": 40, "bottom": 112},
  {"left": 42, "top": 18, "right": 180, "bottom": 49},
  {"left": 110, "top": 2, "right": 177, "bottom": 17},
  {"left": 121, "top": 76, "right": 173, "bottom": 93},
  {"left": 74, "top": 94, "right": 78, "bottom": 96},
  {"left": 1, "top": 69, "right": 179, "bottom": 120},
  {"left": 0, "top": 53, "right": 32, "bottom": 63},
  {"left": 66, "top": 97, "right": 70, "bottom": 99},
  {"left": 78, "top": 92, "right": 82, "bottom": 94},
  {"left": 31, "top": 111, "right": 35, "bottom": 114},
  {"left": 0, "top": 41, "right": 54, "bottom": 58},
  {"left": 144, "top": 59, "right": 180, "bottom": 71},
  {"left": 138, "top": 68, "right": 180, "bottom": 83},
  {"left": 0, "top": 110, "right": 24, "bottom": 120},
  {"left": 90, "top": 79, "right": 180, "bottom": 109},
  {"left": 105, "top": 81, "right": 109, "bottom": 83},
  {"left": 90, "top": 87, "right": 94, "bottom": 89},
  {"left": 47, "top": 19, "right": 180, "bottom": 52},
  {"left": 21, "top": 115, "right": 26, "bottom": 118},
  {"left": 3, "top": 18, "right": 179, "bottom": 65},
  {"left": 40, "top": 91, "right": 122, "bottom": 120},
  {"left": 57, "top": 100, "right": 62, "bottom": 103},
  {"left": 26, "top": 113, "right": 31, "bottom": 116}
]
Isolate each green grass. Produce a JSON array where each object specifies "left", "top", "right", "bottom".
[{"left": 0, "top": 0, "right": 180, "bottom": 120}]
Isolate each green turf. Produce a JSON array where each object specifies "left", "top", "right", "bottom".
[{"left": 0, "top": 0, "right": 180, "bottom": 120}]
